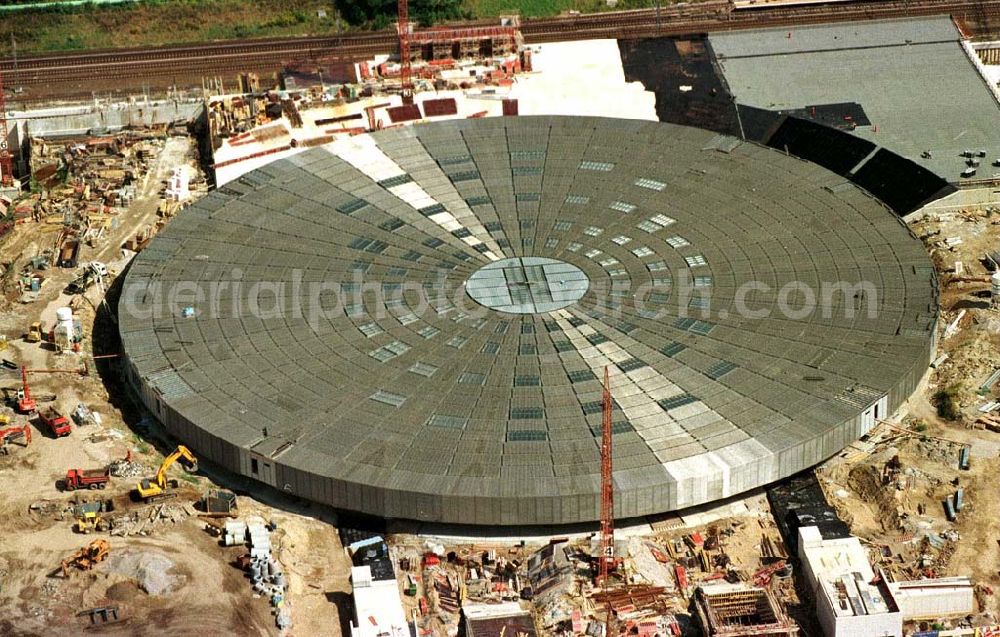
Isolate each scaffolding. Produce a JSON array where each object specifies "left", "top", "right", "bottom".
[
  {"left": 410, "top": 26, "right": 521, "bottom": 61},
  {"left": 695, "top": 585, "right": 799, "bottom": 636}
]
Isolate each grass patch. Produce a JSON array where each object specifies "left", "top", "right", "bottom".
[
  {"left": 0, "top": 0, "right": 706, "bottom": 55},
  {"left": 462, "top": 0, "right": 668, "bottom": 18},
  {"left": 0, "top": 0, "right": 342, "bottom": 56}
]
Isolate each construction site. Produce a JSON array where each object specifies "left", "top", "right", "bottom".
[{"left": 3, "top": 1, "right": 1000, "bottom": 635}]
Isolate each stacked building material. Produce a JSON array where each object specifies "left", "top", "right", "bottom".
[{"left": 223, "top": 517, "right": 291, "bottom": 630}]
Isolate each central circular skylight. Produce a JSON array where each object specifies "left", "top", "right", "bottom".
[{"left": 465, "top": 257, "right": 590, "bottom": 314}]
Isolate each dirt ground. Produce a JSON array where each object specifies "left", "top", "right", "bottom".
[
  {"left": 0, "top": 136, "right": 350, "bottom": 636},
  {"left": 814, "top": 195, "right": 1000, "bottom": 625}
]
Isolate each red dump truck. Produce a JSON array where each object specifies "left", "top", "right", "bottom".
[
  {"left": 39, "top": 407, "right": 72, "bottom": 437},
  {"left": 63, "top": 468, "right": 110, "bottom": 491}
]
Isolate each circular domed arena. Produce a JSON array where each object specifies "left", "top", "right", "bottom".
[{"left": 118, "top": 116, "right": 936, "bottom": 526}]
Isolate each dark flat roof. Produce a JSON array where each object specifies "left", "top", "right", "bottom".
[{"left": 712, "top": 17, "right": 1000, "bottom": 181}]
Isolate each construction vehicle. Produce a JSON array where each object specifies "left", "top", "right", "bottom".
[
  {"left": 15, "top": 366, "right": 36, "bottom": 414},
  {"left": 74, "top": 510, "right": 109, "bottom": 534},
  {"left": 0, "top": 422, "right": 30, "bottom": 454},
  {"left": 0, "top": 334, "right": 7, "bottom": 351},
  {"left": 60, "top": 539, "right": 109, "bottom": 577},
  {"left": 58, "top": 238, "right": 80, "bottom": 268},
  {"left": 134, "top": 445, "right": 198, "bottom": 503},
  {"left": 88, "top": 261, "right": 109, "bottom": 279},
  {"left": 72, "top": 402, "right": 99, "bottom": 426},
  {"left": 25, "top": 321, "right": 43, "bottom": 343},
  {"left": 753, "top": 560, "right": 790, "bottom": 587},
  {"left": 63, "top": 467, "right": 110, "bottom": 491},
  {"left": 39, "top": 406, "right": 71, "bottom": 437},
  {"left": 64, "top": 270, "right": 97, "bottom": 295}
]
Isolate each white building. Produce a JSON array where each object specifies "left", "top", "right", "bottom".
[
  {"left": 349, "top": 564, "right": 409, "bottom": 637},
  {"left": 165, "top": 166, "right": 190, "bottom": 201},
  {"left": 210, "top": 39, "right": 658, "bottom": 186},
  {"left": 798, "top": 526, "right": 977, "bottom": 636},
  {"left": 797, "top": 526, "right": 902, "bottom": 637},
  {"left": 888, "top": 577, "right": 974, "bottom": 620}
]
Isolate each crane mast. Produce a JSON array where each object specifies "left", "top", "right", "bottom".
[
  {"left": 0, "top": 63, "right": 13, "bottom": 185},
  {"left": 397, "top": 0, "right": 414, "bottom": 104},
  {"left": 599, "top": 366, "right": 615, "bottom": 588}
]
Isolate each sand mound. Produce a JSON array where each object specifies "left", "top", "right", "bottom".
[{"left": 102, "top": 549, "right": 185, "bottom": 596}]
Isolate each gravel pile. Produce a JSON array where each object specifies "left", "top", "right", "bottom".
[
  {"left": 107, "top": 459, "right": 145, "bottom": 478},
  {"left": 102, "top": 549, "right": 185, "bottom": 595}
]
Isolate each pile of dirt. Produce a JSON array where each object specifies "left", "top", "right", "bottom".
[
  {"left": 840, "top": 446, "right": 908, "bottom": 534},
  {"left": 102, "top": 549, "right": 185, "bottom": 596},
  {"left": 105, "top": 580, "right": 143, "bottom": 602},
  {"left": 847, "top": 461, "right": 903, "bottom": 533}
]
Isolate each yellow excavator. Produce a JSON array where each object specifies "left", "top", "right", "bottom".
[{"left": 133, "top": 445, "right": 198, "bottom": 503}]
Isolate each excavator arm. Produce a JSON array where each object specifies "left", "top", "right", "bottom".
[
  {"left": 153, "top": 445, "right": 198, "bottom": 490},
  {"left": 135, "top": 445, "right": 198, "bottom": 499}
]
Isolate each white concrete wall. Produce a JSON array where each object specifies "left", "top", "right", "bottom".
[
  {"left": 889, "top": 582, "right": 974, "bottom": 619},
  {"left": 818, "top": 590, "right": 901, "bottom": 637},
  {"left": 833, "top": 612, "right": 901, "bottom": 637},
  {"left": 15, "top": 99, "right": 203, "bottom": 137}
]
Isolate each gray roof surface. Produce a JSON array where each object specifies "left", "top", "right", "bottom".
[
  {"left": 119, "top": 116, "right": 935, "bottom": 525},
  {"left": 711, "top": 17, "right": 1000, "bottom": 181}
]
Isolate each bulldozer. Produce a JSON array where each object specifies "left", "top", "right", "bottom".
[
  {"left": 60, "top": 539, "right": 110, "bottom": 577},
  {"left": 25, "top": 322, "right": 44, "bottom": 343},
  {"left": 74, "top": 510, "right": 109, "bottom": 534},
  {"left": 133, "top": 445, "right": 198, "bottom": 503}
]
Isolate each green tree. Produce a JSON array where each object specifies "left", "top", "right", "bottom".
[
  {"left": 334, "top": 0, "right": 463, "bottom": 27},
  {"left": 933, "top": 385, "right": 962, "bottom": 421}
]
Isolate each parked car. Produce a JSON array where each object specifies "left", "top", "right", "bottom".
[{"left": 88, "top": 261, "right": 109, "bottom": 279}]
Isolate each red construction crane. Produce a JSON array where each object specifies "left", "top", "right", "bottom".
[
  {"left": 13, "top": 365, "right": 86, "bottom": 415},
  {"left": 397, "top": 0, "right": 414, "bottom": 105},
  {"left": 0, "top": 64, "right": 13, "bottom": 185},
  {"left": 598, "top": 366, "right": 617, "bottom": 589},
  {"left": 16, "top": 365, "right": 35, "bottom": 414},
  {"left": 753, "top": 560, "right": 788, "bottom": 587}
]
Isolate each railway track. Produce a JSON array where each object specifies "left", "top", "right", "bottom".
[
  {"left": 525, "top": 0, "right": 1000, "bottom": 40},
  {"left": 3, "top": 0, "right": 999, "bottom": 103}
]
